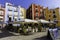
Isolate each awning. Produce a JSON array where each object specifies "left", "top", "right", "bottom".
[
  {"left": 11, "top": 19, "right": 38, "bottom": 24},
  {"left": 24, "top": 19, "right": 38, "bottom": 23},
  {"left": 50, "top": 21, "right": 54, "bottom": 23},
  {"left": 38, "top": 19, "right": 50, "bottom": 23}
]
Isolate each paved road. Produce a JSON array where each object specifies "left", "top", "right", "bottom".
[{"left": 0, "top": 29, "right": 49, "bottom": 40}]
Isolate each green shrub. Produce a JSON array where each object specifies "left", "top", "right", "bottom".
[{"left": 38, "top": 24, "right": 42, "bottom": 32}]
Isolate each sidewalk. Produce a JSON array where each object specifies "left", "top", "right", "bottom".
[{"left": 0, "top": 31, "right": 47, "bottom": 40}]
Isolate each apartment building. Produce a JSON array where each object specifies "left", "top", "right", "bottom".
[
  {"left": 26, "top": 4, "right": 44, "bottom": 20},
  {"left": 51, "top": 8, "right": 60, "bottom": 26},
  {"left": 44, "top": 7, "right": 51, "bottom": 21},
  {"left": 0, "top": 5, "right": 5, "bottom": 22},
  {"left": 0, "top": 5, "right": 6, "bottom": 28},
  {"left": 18, "top": 6, "right": 26, "bottom": 21},
  {"left": 44, "top": 7, "right": 60, "bottom": 26},
  {"left": 5, "top": 3, "right": 19, "bottom": 23},
  {"left": 5, "top": 3, "right": 26, "bottom": 23}
]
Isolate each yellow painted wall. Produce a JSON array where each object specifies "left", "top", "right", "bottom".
[
  {"left": 45, "top": 7, "right": 60, "bottom": 26},
  {"left": 20, "top": 8, "right": 26, "bottom": 19},
  {"left": 55, "top": 8, "right": 60, "bottom": 26},
  {"left": 44, "top": 8, "right": 50, "bottom": 21}
]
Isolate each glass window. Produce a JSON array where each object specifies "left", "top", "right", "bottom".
[
  {"left": 48, "top": 19, "right": 50, "bottom": 21},
  {"left": 49, "top": 15, "right": 51, "bottom": 17},
  {"left": 36, "top": 6, "right": 37, "bottom": 8},
  {"left": 53, "top": 15, "right": 56, "bottom": 18},
  {"left": 53, "top": 10, "right": 55, "bottom": 14},
  {"left": 19, "top": 18, "right": 20, "bottom": 20},
  {"left": 0, "top": 18, "right": 2, "bottom": 20},
  {"left": 36, "top": 10, "right": 38, "bottom": 12},
  {"left": 40, "top": 9, "right": 42, "bottom": 12},
  {"left": 36, "top": 13, "right": 38, "bottom": 17},
  {"left": 14, "top": 18, "right": 17, "bottom": 21},
  {"left": 0, "top": 11, "right": 3, "bottom": 15}
]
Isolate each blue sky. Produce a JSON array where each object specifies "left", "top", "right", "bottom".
[{"left": 0, "top": 0, "right": 60, "bottom": 9}]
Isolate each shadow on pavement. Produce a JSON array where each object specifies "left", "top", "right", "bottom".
[
  {"left": 0, "top": 28, "right": 19, "bottom": 38},
  {"left": 33, "top": 36, "right": 52, "bottom": 40}
]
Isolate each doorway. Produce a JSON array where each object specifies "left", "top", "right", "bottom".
[{"left": 9, "top": 17, "right": 12, "bottom": 22}]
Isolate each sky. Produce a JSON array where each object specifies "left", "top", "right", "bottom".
[{"left": 0, "top": 0, "right": 60, "bottom": 9}]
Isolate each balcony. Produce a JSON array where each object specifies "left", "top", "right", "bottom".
[
  {"left": 14, "top": 15, "right": 18, "bottom": 17},
  {"left": 35, "top": 16, "right": 39, "bottom": 18},
  {"left": 0, "top": 20, "right": 3, "bottom": 21},
  {"left": 8, "top": 6, "right": 13, "bottom": 11},
  {"left": 14, "top": 10, "right": 18, "bottom": 12},
  {"left": 8, "top": 11, "right": 13, "bottom": 16},
  {"left": 0, "top": 16, "right": 3, "bottom": 18},
  {"left": 0, "top": 14, "right": 4, "bottom": 16},
  {"left": 8, "top": 9, "right": 12, "bottom": 11},
  {"left": 14, "top": 17, "right": 18, "bottom": 19},
  {"left": 14, "top": 12, "right": 18, "bottom": 15}
]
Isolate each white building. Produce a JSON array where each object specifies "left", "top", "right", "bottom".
[
  {"left": 5, "top": 3, "right": 19, "bottom": 23},
  {"left": 5, "top": 3, "right": 26, "bottom": 24}
]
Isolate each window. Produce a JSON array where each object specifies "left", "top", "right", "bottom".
[
  {"left": 0, "top": 11, "right": 3, "bottom": 15},
  {"left": 0, "top": 18, "right": 3, "bottom": 20},
  {"left": 53, "top": 15, "right": 56, "bottom": 18},
  {"left": 36, "top": 6, "right": 37, "bottom": 8},
  {"left": 19, "top": 18, "right": 20, "bottom": 20},
  {"left": 49, "top": 15, "right": 51, "bottom": 17},
  {"left": 40, "top": 9, "right": 42, "bottom": 12},
  {"left": 53, "top": 10, "right": 55, "bottom": 14},
  {"left": 15, "top": 19, "right": 17, "bottom": 21},
  {"left": 36, "top": 10, "right": 38, "bottom": 12},
  {"left": 48, "top": 19, "right": 50, "bottom": 21},
  {"left": 36, "top": 13, "right": 38, "bottom": 16},
  {"left": 8, "top": 9, "right": 12, "bottom": 11}
]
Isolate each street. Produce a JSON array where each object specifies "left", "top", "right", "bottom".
[{"left": 0, "top": 29, "right": 49, "bottom": 40}]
